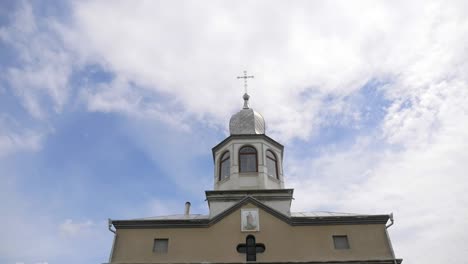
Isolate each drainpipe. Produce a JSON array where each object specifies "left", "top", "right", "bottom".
[
  {"left": 384, "top": 213, "right": 398, "bottom": 264},
  {"left": 386, "top": 213, "right": 394, "bottom": 229},
  {"left": 108, "top": 218, "right": 116, "bottom": 234},
  {"left": 107, "top": 218, "right": 117, "bottom": 264}
]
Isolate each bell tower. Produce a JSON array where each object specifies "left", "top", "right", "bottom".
[
  {"left": 206, "top": 73, "right": 293, "bottom": 218},
  {"left": 212, "top": 92, "right": 285, "bottom": 190}
]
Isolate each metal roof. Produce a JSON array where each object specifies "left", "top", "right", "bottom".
[
  {"left": 132, "top": 214, "right": 209, "bottom": 220},
  {"left": 111, "top": 196, "right": 390, "bottom": 228},
  {"left": 132, "top": 211, "right": 366, "bottom": 221},
  {"left": 291, "top": 211, "right": 363, "bottom": 217}
]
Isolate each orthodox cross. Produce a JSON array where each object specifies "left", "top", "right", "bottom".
[
  {"left": 236, "top": 235, "right": 265, "bottom": 261},
  {"left": 237, "top": 70, "right": 254, "bottom": 94}
]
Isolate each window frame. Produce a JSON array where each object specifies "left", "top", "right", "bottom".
[
  {"left": 218, "top": 151, "right": 231, "bottom": 181},
  {"left": 266, "top": 150, "right": 279, "bottom": 179},
  {"left": 333, "top": 235, "right": 350, "bottom": 250},
  {"left": 238, "top": 146, "right": 258, "bottom": 173},
  {"left": 153, "top": 238, "right": 169, "bottom": 254}
]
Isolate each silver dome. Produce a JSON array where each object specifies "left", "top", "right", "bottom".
[{"left": 229, "top": 93, "right": 265, "bottom": 135}]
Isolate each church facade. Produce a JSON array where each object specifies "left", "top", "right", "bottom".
[{"left": 106, "top": 92, "right": 402, "bottom": 264}]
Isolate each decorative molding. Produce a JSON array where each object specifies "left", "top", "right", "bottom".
[
  {"left": 206, "top": 189, "right": 294, "bottom": 196},
  {"left": 206, "top": 189, "right": 294, "bottom": 202}
]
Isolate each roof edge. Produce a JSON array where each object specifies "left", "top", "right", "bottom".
[
  {"left": 111, "top": 196, "right": 390, "bottom": 229},
  {"left": 102, "top": 259, "right": 402, "bottom": 264},
  {"left": 212, "top": 134, "right": 284, "bottom": 161}
]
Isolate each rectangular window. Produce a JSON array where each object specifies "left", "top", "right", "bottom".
[
  {"left": 153, "top": 238, "right": 169, "bottom": 253},
  {"left": 333, "top": 235, "right": 350, "bottom": 249}
]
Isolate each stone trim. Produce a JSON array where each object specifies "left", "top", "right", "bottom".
[
  {"left": 206, "top": 189, "right": 294, "bottom": 195},
  {"left": 206, "top": 189, "right": 294, "bottom": 202}
]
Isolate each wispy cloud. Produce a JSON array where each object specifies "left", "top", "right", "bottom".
[
  {"left": 289, "top": 76, "right": 468, "bottom": 263},
  {"left": 1, "top": 1, "right": 72, "bottom": 119},
  {"left": 59, "top": 219, "right": 94, "bottom": 237},
  {"left": 0, "top": 114, "right": 44, "bottom": 157}
]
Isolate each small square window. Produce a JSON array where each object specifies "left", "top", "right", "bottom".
[
  {"left": 333, "top": 235, "right": 350, "bottom": 249},
  {"left": 153, "top": 239, "right": 168, "bottom": 253}
]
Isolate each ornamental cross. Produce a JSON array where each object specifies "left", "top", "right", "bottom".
[
  {"left": 237, "top": 70, "right": 254, "bottom": 94},
  {"left": 237, "top": 235, "right": 265, "bottom": 262}
]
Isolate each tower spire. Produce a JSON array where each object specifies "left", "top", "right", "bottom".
[{"left": 237, "top": 70, "right": 254, "bottom": 109}]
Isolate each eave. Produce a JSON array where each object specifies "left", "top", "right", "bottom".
[{"left": 211, "top": 134, "right": 284, "bottom": 162}]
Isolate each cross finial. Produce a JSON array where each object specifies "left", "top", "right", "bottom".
[
  {"left": 237, "top": 71, "right": 254, "bottom": 109},
  {"left": 237, "top": 70, "right": 254, "bottom": 94}
]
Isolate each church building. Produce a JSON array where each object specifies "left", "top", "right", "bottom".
[{"left": 106, "top": 86, "right": 402, "bottom": 263}]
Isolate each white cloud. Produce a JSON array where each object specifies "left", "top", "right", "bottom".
[
  {"left": 0, "top": 129, "right": 43, "bottom": 157},
  {"left": 59, "top": 219, "right": 94, "bottom": 237},
  {"left": 1, "top": 1, "right": 72, "bottom": 119},
  {"left": 80, "top": 76, "right": 192, "bottom": 131},
  {"left": 0, "top": 1, "right": 73, "bottom": 157},
  {"left": 61, "top": 0, "right": 467, "bottom": 143},
  {"left": 0, "top": 114, "right": 45, "bottom": 157},
  {"left": 289, "top": 77, "right": 468, "bottom": 263},
  {"left": 62, "top": 1, "right": 383, "bottom": 140}
]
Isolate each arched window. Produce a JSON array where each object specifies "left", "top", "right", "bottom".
[
  {"left": 239, "top": 146, "right": 258, "bottom": 173},
  {"left": 219, "top": 151, "right": 230, "bottom": 181},
  {"left": 266, "top": 150, "right": 278, "bottom": 179}
]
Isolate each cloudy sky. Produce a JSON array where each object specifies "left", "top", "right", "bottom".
[{"left": 1, "top": 0, "right": 467, "bottom": 263}]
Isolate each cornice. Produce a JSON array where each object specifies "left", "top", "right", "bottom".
[{"left": 212, "top": 134, "right": 284, "bottom": 161}]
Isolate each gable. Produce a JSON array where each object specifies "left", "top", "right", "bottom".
[{"left": 209, "top": 196, "right": 291, "bottom": 227}]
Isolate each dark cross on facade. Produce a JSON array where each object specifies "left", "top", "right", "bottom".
[
  {"left": 237, "top": 70, "right": 254, "bottom": 94},
  {"left": 237, "top": 235, "right": 265, "bottom": 261}
]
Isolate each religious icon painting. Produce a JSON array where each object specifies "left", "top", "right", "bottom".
[{"left": 241, "top": 208, "right": 260, "bottom": 232}]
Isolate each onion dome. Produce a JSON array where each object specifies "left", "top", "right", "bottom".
[{"left": 229, "top": 93, "right": 265, "bottom": 135}]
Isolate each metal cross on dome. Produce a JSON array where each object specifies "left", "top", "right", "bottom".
[{"left": 237, "top": 70, "right": 254, "bottom": 94}]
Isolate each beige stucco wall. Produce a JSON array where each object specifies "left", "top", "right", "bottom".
[{"left": 111, "top": 204, "right": 393, "bottom": 263}]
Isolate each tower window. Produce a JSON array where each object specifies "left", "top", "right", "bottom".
[
  {"left": 333, "top": 235, "right": 350, "bottom": 249},
  {"left": 266, "top": 150, "right": 278, "bottom": 179},
  {"left": 219, "top": 151, "right": 230, "bottom": 181},
  {"left": 239, "top": 146, "right": 258, "bottom": 173},
  {"left": 153, "top": 238, "right": 169, "bottom": 253}
]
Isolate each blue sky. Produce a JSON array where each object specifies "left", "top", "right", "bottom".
[{"left": 1, "top": 1, "right": 468, "bottom": 264}]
